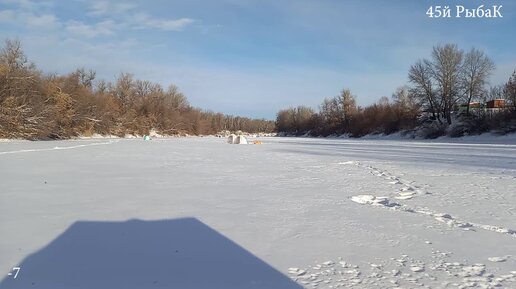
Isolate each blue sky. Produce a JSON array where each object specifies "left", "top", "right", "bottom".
[{"left": 0, "top": 0, "right": 515, "bottom": 119}]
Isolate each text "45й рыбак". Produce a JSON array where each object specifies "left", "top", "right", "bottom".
[{"left": 427, "top": 5, "right": 502, "bottom": 18}]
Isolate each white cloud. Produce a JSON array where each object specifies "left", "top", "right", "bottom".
[
  {"left": 65, "top": 20, "right": 115, "bottom": 38},
  {"left": 0, "top": 0, "right": 34, "bottom": 9},
  {"left": 0, "top": 9, "right": 16, "bottom": 22},
  {"left": 133, "top": 13, "right": 195, "bottom": 31},
  {"left": 148, "top": 18, "right": 195, "bottom": 31},
  {"left": 0, "top": 0, "right": 53, "bottom": 11},
  {"left": 88, "top": 1, "right": 195, "bottom": 32},
  {"left": 88, "top": 1, "right": 135, "bottom": 17},
  {"left": 26, "top": 13, "right": 57, "bottom": 28},
  {"left": 0, "top": 9, "right": 58, "bottom": 30},
  {"left": 88, "top": 1, "right": 109, "bottom": 16},
  {"left": 0, "top": 0, "right": 57, "bottom": 29},
  {"left": 1, "top": 0, "right": 195, "bottom": 40}
]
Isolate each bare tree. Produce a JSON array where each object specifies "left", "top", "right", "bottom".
[
  {"left": 294, "top": 106, "right": 315, "bottom": 133},
  {"left": 164, "top": 85, "right": 189, "bottom": 110},
  {"left": 408, "top": 60, "right": 441, "bottom": 122},
  {"left": 339, "top": 89, "right": 357, "bottom": 125},
  {"left": 461, "top": 48, "right": 495, "bottom": 115},
  {"left": 320, "top": 97, "right": 339, "bottom": 125},
  {"left": 275, "top": 106, "right": 315, "bottom": 134},
  {"left": 74, "top": 68, "right": 96, "bottom": 88},
  {"left": 0, "top": 39, "right": 30, "bottom": 71},
  {"left": 377, "top": 96, "right": 390, "bottom": 107},
  {"left": 409, "top": 44, "right": 465, "bottom": 124},
  {"left": 276, "top": 108, "right": 296, "bottom": 133},
  {"left": 134, "top": 80, "right": 155, "bottom": 99},
  {"left": 429, "top": 44, "right": 463, "bottom": 124},
  {"left": 96, "top": 80, "right": 108, "bottom": 94},
  {"left": 392, "top": 86, "right": 418, "bottom": 112},
  {"left": 113, "top": 73, "right": 134, "bottom": 105}
]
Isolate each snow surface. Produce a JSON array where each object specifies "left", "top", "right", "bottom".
[{"left": 0, "top": 136, "right": 515, "bottom": 288}]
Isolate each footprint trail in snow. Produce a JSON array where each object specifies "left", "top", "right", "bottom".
[{"left": 340, "top": 161, "right": 516, "bottom": 237}]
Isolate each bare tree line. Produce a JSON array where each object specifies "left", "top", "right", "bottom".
[
  {"left": 276, "top": 87, "right": 419, "bottom": 137},
  {"left": 408, "top": 44, "right": 496, "bottom": 124},
  {"left": 0, "top": 39, "right": 274, "bottom": 139},
  {"left": 277, "top": 44, "right": 516, "bottom": 138}
]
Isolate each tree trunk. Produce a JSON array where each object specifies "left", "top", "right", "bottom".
[{"left": 466, "top": 86, "right": 473, "bottom": 116}]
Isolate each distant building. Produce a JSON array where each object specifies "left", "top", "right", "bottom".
[
  {"left": 457, "top": 99, "right": 507, "bottom": 115},
  {"left": 486, "top": 99, "right": 505, "bottom": 111},
  {"left": 457, "top": 102, "right": 481, "bottom": 115}
]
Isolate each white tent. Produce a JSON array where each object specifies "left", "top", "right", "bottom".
[
  {"left": 234, "top": 135, "right": 248, "bottom": 144},
  {"left": 227, "top": 134, "right": 237, "bottom": 144}
]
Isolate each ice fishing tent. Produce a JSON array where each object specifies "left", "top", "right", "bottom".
[
  {"left": 227, "top": 134, "right": 237, "bottom": 144},
  {"left": 234, "top": 135, "right": 248, "bottom": 144}
]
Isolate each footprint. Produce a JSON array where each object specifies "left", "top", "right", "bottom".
[
  {"left": 488, "top": 256, "right": 507, "bottom": 262},
  {"left": 399, "top": 191, "right": 417, "bottom": 196},
  {"left": 395, "top": 195, "right": 414, "bottom": 200},
  {"left": 410, "top": 266, "right": 425, "bottom": 272}
]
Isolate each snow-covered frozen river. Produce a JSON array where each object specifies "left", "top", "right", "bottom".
[{"left": 1, "top": 137, "right": 515, "bottom": 289}]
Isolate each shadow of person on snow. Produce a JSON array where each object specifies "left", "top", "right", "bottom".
[{"left": 0, "top": 218, "right": 303, "bottom": 289}]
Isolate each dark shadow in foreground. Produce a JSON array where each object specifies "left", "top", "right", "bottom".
[{"left": 0, "top": 218, "right": 303, "bottom": 289}]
